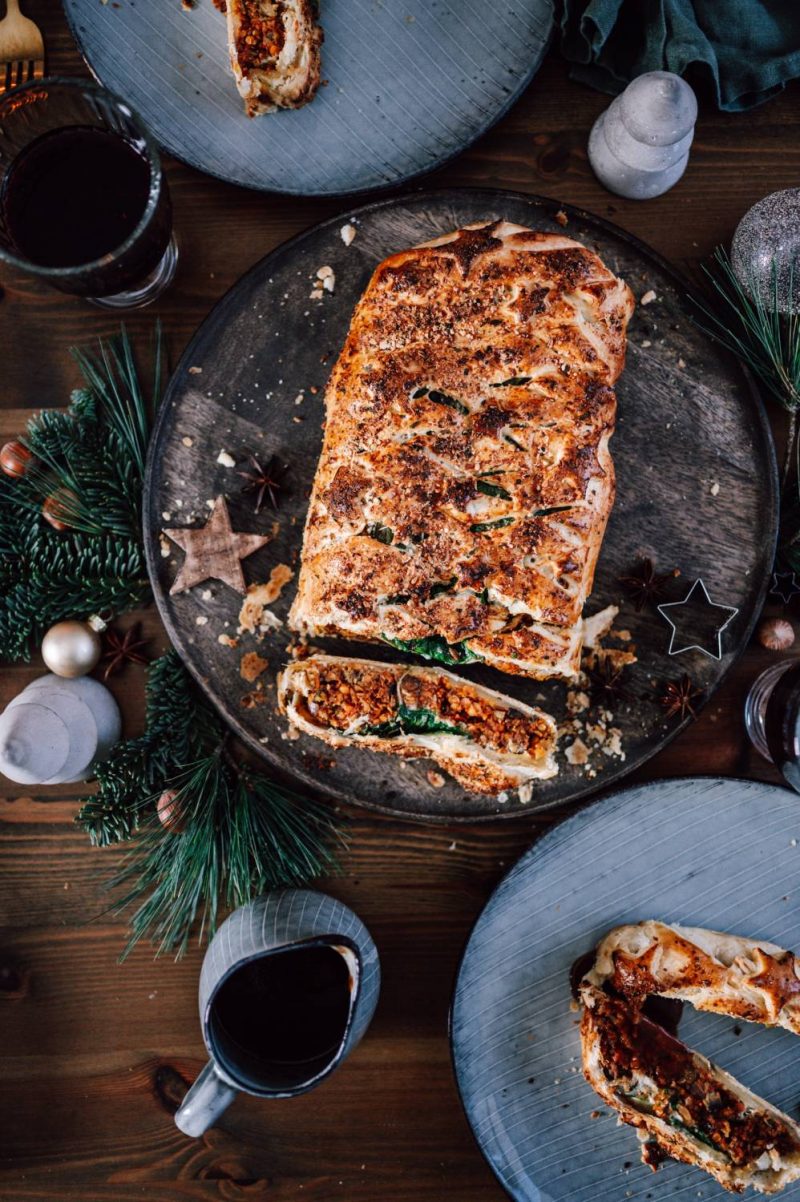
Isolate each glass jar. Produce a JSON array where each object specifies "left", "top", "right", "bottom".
[{"left": 745, "top": 659, "right": 800, "bottom": 792}]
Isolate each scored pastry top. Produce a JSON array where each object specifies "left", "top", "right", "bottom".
[{"left": 289, "top": 220, "right": 634, "bottom": 679}]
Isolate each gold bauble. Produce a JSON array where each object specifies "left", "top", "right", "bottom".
[{"left": 41, "top": 620, "right": 102, "bottom": 678}]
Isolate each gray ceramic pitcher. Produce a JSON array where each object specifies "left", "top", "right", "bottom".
[{"left": 175, "top": 889, "right": 381, "bottom": 1137}]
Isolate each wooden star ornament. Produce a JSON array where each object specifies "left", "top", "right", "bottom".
[{"left": 164, "top": 496, "right": 270, "bottom": 595}]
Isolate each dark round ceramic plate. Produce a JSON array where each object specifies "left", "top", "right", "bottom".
[
  {"left": 451, "top": 777, "right": 800, "bottom": 1201},
  {"left": 62, "top": 0, "right": 553, "bottom": 196},
  {"left": 143, "top": 188, "right": 777, "bottom": 822}
]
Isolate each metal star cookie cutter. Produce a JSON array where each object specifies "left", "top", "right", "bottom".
[
  {"left": 770, "top": 570, "right": 800, "bottom": 605},
  {"left": 657, "top": 578, "right": 739, "bottom": 660}
]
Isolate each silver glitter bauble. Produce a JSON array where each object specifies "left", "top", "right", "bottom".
[
  {"left": 41, "top": 620, "right": 102, "bottom": 678},
  {"left": 731, "top": 189, "right": 800, "bottom": 314}
]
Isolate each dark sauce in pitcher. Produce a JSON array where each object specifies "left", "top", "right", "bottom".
[{"left": 210, "top": 943, "right": 354, "bottom": 1092}]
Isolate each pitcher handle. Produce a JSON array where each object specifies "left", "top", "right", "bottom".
[{"left": 174, "top": 1060, "right": 237, "bottom": 1137}]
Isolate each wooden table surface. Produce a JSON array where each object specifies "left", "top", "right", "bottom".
[{"left": 2, "top": 6, "right": 799, "bottom": 1198}]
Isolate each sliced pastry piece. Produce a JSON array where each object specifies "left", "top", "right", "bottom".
[
  {"left": 578, "top": 923, "right": 800, "bottom": 1193},
  {"left": 277, "top": 654, "right": 557, "bottom": 795},
  {"left": 220, "top": 0, "right": 322, "bottom": 116},
  {"left": 288, "top": 220, "right": 634, "bottom": 680},
  {"left": 581, "top": 984, "right": 800, "bottom": 1194}
]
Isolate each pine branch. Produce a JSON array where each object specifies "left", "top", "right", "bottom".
[
  {"left": 692, "top": 250, "right": 800, "bottom": 572},
  {"left": 76, "top": 653, "right": 344, "bottom": 957},
  {"left": 693, "top": 249, "right": 800, "bottom": 413},
  {"left": 0, "top": 326, "right": 158, "bottom": 662}
]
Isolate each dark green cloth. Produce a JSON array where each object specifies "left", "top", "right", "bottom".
[{"left": 560, "top": 0, "right": 800, "bottom": 110}]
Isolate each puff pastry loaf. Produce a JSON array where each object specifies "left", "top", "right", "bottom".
[{"left": 288, "top": 221, "right": 634, "bottom": 680}]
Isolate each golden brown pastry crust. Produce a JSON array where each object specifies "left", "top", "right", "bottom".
[
  {"left": 277, "top": 654, "right": 557, "bottom": 795},
  {"left": 288, "top": 221, "right": 634, "bottom": 679},
  {"left": 583, "top": 921, "right": 800, "bottom": 1034}
]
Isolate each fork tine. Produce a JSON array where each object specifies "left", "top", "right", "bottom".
[{"left": 0, "top": 57, "right": 43, "bottom": 95}]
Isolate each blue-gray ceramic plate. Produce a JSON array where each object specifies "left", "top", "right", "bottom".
[
  {"left": 451, "top": 777, "right": 800, "bottom": 1199},
  {"left": 62, "top": 0, "right": 553, "bottom": 196}
]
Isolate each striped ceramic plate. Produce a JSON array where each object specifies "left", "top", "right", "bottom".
[
  {"left": 63, "top": 0, "right": 553, "bottom": 196},
  {"left": 451, "top": 777, "right": 800, "bottom": 1200}
]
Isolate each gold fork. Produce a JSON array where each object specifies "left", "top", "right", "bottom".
[{"left": 0, "top": 0, "right": 45, "bottom": 96}]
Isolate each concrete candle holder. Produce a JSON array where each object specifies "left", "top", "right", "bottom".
[
  {"left": 0, "top": 674, "right": 121, "bottom": 785},
  {"left": 588, "top": 71, "right": 697, "bottom": 200}
]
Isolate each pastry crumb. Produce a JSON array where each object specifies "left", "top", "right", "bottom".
[
  {"left": 340, "top": 223, "right": 357, "bottom": 245},
  {"left": 238, "top": 564, "right": 294, "bottom": 633},
  {"left": 565, "top": 737, "right": 590, "bottom": 766},
  {"left": 640, "top": 289, "right": 657, "bottom": 305},
  {"left": 426, "top": 769, "right": 446, "bottom": 788},
  {"left": 216, "top": 449, "right": 236, "bottom": 467},
  {"left": 582, "top": 605, "right": 618, "bottom": 649},
  {"left": 240, "top": 651, "right": 269, "bottom": 682}
]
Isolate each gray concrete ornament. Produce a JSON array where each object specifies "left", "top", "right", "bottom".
[
  {"left": 0, "top": 673, "right": 121, "bottom": 785},
  {"left": 588, "top": 71, "right": 697, "bottom": 200}
]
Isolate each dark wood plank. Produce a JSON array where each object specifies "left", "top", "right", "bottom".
[{"left": 1, "top": 4, "right": 798, "bottom": 1198}]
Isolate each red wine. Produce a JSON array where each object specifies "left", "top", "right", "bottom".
[
  {"left": 1, "top": 125, "right": 152, "bottom": 268},
  {"left": 210, "top": 943, "right": 354, "bottom": 1092}
]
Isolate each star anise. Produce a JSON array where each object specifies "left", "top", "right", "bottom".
[
  {"left": 586, "top": 656, "right": 629, "bottom": 705},
  {"left": 100, "top": 623, "right": 151, "bottom": 680},
  {"left": 619, "top": 557, "right": 679, "bottom": 612},
  {"left": 238, "top": 454, "right": 285, "bottom": 514},
  {"left": 659, "top": 674, "right": 703, "bottom": 721}
]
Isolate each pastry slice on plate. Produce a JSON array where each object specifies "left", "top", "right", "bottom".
[
  {"left": 217, "top": 0, "right": 323, "bottom": 116},
  {"left": 578, "top": 922, "right": 800, "bottom": 1194},
  {"left": 277, "top": 654, "right": 557, "bottom": 795}
]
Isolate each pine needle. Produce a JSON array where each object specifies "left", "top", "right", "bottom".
[
  {"left": 693, "top": 248, "right": 800, "bottom": 412},
  {"left": 77, "top": 653, "right": 344, "bottom": 959},
  {"left": 693, "top": 248, "right": 800, "bottom": 569}
]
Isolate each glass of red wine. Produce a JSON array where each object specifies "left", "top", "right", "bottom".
[{"left": 0, "top": 77, "right": 177, "bottom": 307}]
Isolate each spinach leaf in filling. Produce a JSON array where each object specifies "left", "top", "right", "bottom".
[
  {"left": 381, "top": 634, "right": 483, "bottom": 666},
  {"left": 359, "top": 703, "right": 468, "bottom": 741},
  {"left": 363, "top": 521, "right": 394, "bottom": 544}
]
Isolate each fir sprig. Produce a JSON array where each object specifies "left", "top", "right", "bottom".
[
  {"left": 77, "top": 652, "right": 343, "bottom": 958},
  {"left": 0, "top": 327, "right": 159, "bottom": 660}
]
